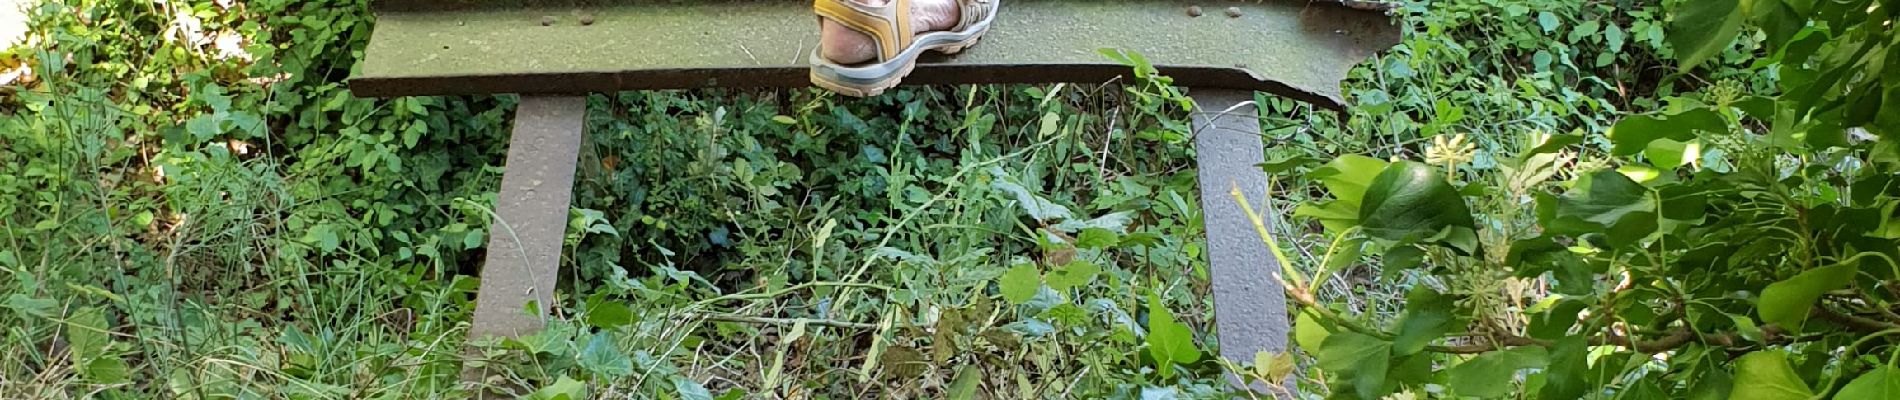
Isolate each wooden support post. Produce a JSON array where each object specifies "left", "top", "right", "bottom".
[
  {"left": 1189, "top": 89, "right": 1293, "bottom": 394},
  {"left": 467, "top": 96, "right": 586, "bottom": 341}
]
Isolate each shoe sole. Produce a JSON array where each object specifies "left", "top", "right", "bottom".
[{"left": 810, "top": 4, "right": 997, "bottom": 97}]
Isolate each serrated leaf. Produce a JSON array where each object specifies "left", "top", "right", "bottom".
[
  {"left": 1758, "top": 262, "right": 1858, "bottom": 328},
  {"left": 999, "top": 264, "right": 1041, "bottom": 304},
  {"left": 577, "top": 331, "right": 633, "bottom": 377},
  {"left": 1730, "top": 351, "right": 1813, "bottom": 400},
  {"left": 1146, "top": 293, "right": 1201, "bottom": 377},
  {"left": 66, "top": 306, "right": 110, "bottom": 362},
  {"left": 83, "top": 356, "right": 129, "bottom": 384},
  {"left": 1044, "top": 260, "right": 1100, "bottom": 291}
]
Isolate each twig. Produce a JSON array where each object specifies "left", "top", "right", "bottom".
[{"left": 685, "top": 313, "right": 917, "bottom": 330}]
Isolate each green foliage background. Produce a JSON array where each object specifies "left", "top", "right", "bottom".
[{"left": 1, "top": 0, "right": 1895, "bottom": 399}]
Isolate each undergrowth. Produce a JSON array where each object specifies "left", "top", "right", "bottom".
[{"left": 0, "top": 0, "right": 1827, "bottom": 399}]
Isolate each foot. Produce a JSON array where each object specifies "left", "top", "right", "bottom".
[{"left": 820, "top": 0, "right": 962, "bottom": 65}]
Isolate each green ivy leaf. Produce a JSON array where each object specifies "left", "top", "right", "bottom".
[
  {"left": 999, "top": 264, "right": 1041, "bottom": 304},
  {"left": 1145, "top": 293, "right": 1201, "bottom": 377},
  {"left": 1317, "top": 332, "right": 1391, "bottom": 400},
  {"left": 1838, "top": 365, "right": 1900, "bottom": 400},
  {"left": 1448, "top": 346, "right": 1550, "bottom": 398},
  {"left": 1391, "top": 287, "right": 1456, "bottom": 356},
  {"left": 1358, "top": 161, "right": 1477, "bottom": 250},
  {"left": 1730, "top": 351, "right": 1813, "bottom": 400},
  {"left": 1668, "top": 0, "right": 1745, "bottom": 70},
  {"left": 1758, "top": 262, "right": 1858, "bottom": 329},
  {"left": 577, "top": 331, "right": 633, "bottom": 377}
]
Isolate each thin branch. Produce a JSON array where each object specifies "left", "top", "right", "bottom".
[
  {"left": 1424, "top": 325, "right": 1790, "bottom": 354},
  {"left": 685, "top": 313, "right": 918, "bottom": 330}
]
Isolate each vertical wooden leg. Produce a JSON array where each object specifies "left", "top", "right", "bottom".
[
  {"left": 1189, "top": 89, "right": 1294, "bottom": 395},
  {"left": 465, "top": 96, "right": 586, "bottom": 393}
]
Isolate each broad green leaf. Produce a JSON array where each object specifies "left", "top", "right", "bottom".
[
  {"left": 991, "top": 172, "right": 1073, "bottom": 222},
  {"left": 999, "top": 264, "right": 1041, "bottom": 304},
  {"left": 1548, "top": 170, "right": 1658, "bottom": 248},
  {"left": 1448, "top": 346, "right": 1550, "bottom": 398},
  {"left": 186, "top": 115, "right": 221, "bottom": 142},
  {"left": 1294, "top": 311, "right": 1332, "bottom": 354},
  {"left": 586, "top": 301, "right": 634, "bottom": 328},
  {"left": 946, "top": 365, "right": 983, "bottom": 400},
  {"left": 1537, "top": 12, "right": 1560, "bottom": 32},
  {"left": 1383, "top": 245, "right": 1425, "bottom": 271},
  {"left": 673, "top": 376, "right": 714, "bottom": 400},
  {"left": 1146, "top": 293, "right": 1201, "bottom": 377},
  {"left": 1644, "top": 138, "right": 1702, "bottom": 168},
  {"left": 66, "top": 306, "right": 110, "bottom": 362},
  {"left": 1358, "top": 161, "right": 1477, "bottom": 247},
  {"left": 1838, "top": 366, "right": 1900, "bottom": 400},
  {"left": 1308, "top": 155, "right": 1390, "bottom": 210},
  {"left": 1730, "top": 351, "right": 1813, "bottom": 400},
  {"left": 1318, "top": 332, "right": 1391, "bottom": 400},
  {"left": 578, "top": 331, "right": 633, "bottom": 377},
  {"left": 4, "top": 294, "right": 57, "bottom": 318},
  {"left": 1074, "top": 228, "right": 1118, "bottom": 249},
  {"left": 1044, "top": 260, "right": 1100, "bottom": 291},
  {"left": 1538, "top": 336, "right": 1591, "bottom": 399},
  {"left": 1391, "top": 287, "right": 1456, "bottom": 356},
  {"left": 1758, "top": 263, "right": 1858, "bottom": 328},
  {"left": 83, "top": 355, "right": 129, "bottom": 384},
  {"left": 1527, "top": 300, "right": 1586, "bottom": 340},
  {"left": 526, "top": 375, "right": 587, "bottom": 400},
  {"left": 1669, "top": 0, "right": 1745, "bottom": 70},
  {"left": 1608, "top": 109, "right": 1726, "bottom": 157}
]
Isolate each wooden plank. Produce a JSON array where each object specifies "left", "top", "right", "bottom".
[
  {"left": 467, "top": 96, "right": 587, "bottom": 343},
  {"left": 1190, "top": 89, "right": 1293, "bottom": 395},
  {"left": 350, "top": 0, "right": 1399, "bottom": 109}
]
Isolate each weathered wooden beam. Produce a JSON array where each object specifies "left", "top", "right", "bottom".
[
  {"left": 467, "top": 96, "right": 586, "bottom": 343},
  {"left": 1190, "top": 89, "right": 1293, "bottom": 394},
  {"left": 350, "top": 0, "right": 1399, "bottom": 109}
]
